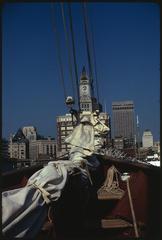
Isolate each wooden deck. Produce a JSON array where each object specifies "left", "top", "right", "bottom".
[{"left": 101, "top": 218, "right": 133, "bottom": 229}]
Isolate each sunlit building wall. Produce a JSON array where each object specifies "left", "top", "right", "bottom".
[{"left": 142, "top": 130, "right": 153, "bottom": 148}]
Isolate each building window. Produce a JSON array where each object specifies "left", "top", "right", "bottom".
[
  {"left": 50, "top": 145, "right": 53, "bottom": 154},
  {"left": 47, "top": 145, "right": 49, "bottom": 154}
]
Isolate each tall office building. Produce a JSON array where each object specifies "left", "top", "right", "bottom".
[{"left": 112, "top": 101, "right": 135, "bottom": 141}]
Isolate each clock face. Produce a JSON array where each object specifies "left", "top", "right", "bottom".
[
  {"left": 82, "top": 86, "right": 87, "bottom": 91},
  {"left": 80, "top": 84, "right": 90, "bottom": 96}
]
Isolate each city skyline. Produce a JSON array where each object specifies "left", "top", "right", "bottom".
[{"left": 2, "top": 3, "right": 160, "bottom": 140}]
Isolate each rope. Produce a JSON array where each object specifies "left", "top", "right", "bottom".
[
  {"left": 67, "top": 3, "right": 80, "bottom": 112},
  {"left": 98, "top": 166, "right": 139, "bottom": 237},
  {"left": 97, "top": 165, "right": 125, "bottom": 197},
  {"left": 60, "top": 3, "right": 76, "bottom": 102},
  {"left": 50, "top": 3, "right": 67, "bottom": 102},
  {"left": 91, "top": 25, "right": 100, "bottom": 103},
  {"left": 82, "top": 3, "right": 94, "bottom": 97},
  {"left": 28, "top": 182, "right": 51, "bottom": 204}
]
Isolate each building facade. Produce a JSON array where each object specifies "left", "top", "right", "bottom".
[
  {"left": 9, "top": 142, "right": 27, "bottom": 159},
  {"left": 2, "top": 139, "right": 9, "bottom": 159},
  {"left": 56, "top": 114, "right": 77, "bottom": 153},
  {"left": 9, "top": 129, "right": 29, "bottom": 159},
  {"left": 153, "top": 141, "right": 160, "bottom": 153},
  {"left": 113, "top": 137, "right": 124, "bottom": 150},
  {"left": 142, "top": 130, "right": 153, "bottom": 148},
  {"left": 9, "top": 127, "right": 56, "bottom": 161},
  {"left": 112, "top": 101, "right": 135, "bottom": 145},
  {"left": 9, "top": 126, "right": 37, "bottom": 160},
  {"left": 29, "top": 137, "right": 56, "bottom": 160}
]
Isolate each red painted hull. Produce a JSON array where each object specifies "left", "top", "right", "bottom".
[{"left": 2, "top": 158, "right": 161, "bottom": 239}]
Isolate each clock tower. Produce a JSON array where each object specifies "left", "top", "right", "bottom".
[{"left": 79, "top": 66, "right": 93, "bottom": 112}]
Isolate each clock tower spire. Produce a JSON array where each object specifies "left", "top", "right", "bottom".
[{"left": 81, "top": 66, "right": 86, "bottom": 79}]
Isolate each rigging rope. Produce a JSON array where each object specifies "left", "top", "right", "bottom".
[
  {"left": 60, "top": 3, "right": 76, "bottom": 103},
  {"left": 50, "top": 3, "right": 67, "bottom": 102},
  {"left": 67, "top": 3, "right": 80, "bottom": 112},
  {"left": 82, "top": 3, "right": 94, "bottom": 97},
  {"left": 90, "top": 24, "right": 100, "bottom": 103},
  {"left": 84, "top": 3, "right": 100, "bottom": 104}
]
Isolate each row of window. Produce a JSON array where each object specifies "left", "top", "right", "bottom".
[
  {"left": 81, "top": 103, "right": 90, "bottom": 109},
  {"left": 61, "top": 126, "right": 73, "bottom": 130},
  {"left": 58, "top": 122, "right": 74, "bottom": 126},
  {"left": 57, "top": 117, "right": 72, "bottom": 122},
  {"left": 113, "top": 107, "right": 133, "bottom": 110}
]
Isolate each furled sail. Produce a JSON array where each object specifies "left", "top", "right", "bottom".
[{"left": 2, "top": 112, "right": 109, "bottom": 238}]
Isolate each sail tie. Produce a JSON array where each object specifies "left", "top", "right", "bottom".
[{"left": 28, "top": 182, "right": 51, "bottom": 204}]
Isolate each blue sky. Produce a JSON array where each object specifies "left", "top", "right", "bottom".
[{"left": 2, "top": 3, "right": 160, "bottom": 141}]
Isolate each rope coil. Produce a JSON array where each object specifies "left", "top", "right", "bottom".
[{"left": 97, "top": 165, "right": 125, "bottom": 199}]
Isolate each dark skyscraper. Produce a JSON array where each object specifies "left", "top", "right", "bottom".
[{"left": 112, "top": 101, "right": 135, "bottom": 140}]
